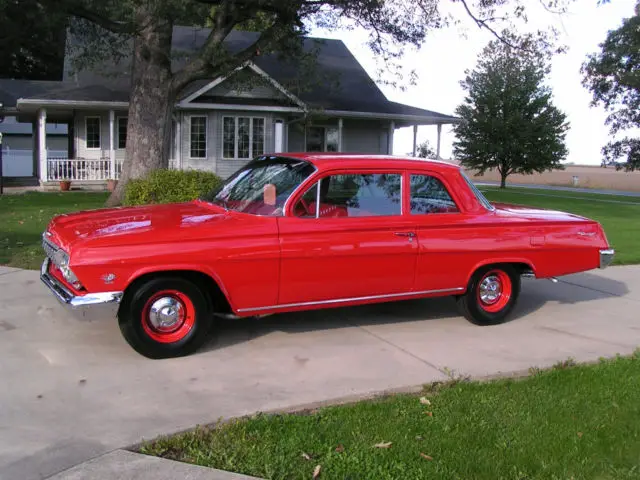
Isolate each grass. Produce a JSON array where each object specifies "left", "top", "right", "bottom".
[
  {"left": 0, "top": 192, "right": 108, "bottom": 270},
  {"left": 139, "top": 355, "right": 640, "bottom": 480},
  {"left": 481, "top": 187, "right": 640, "bottom": 265}
]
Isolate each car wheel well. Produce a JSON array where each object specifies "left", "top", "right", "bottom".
[
  {"left": 470, "top": 262, "right": 535, "bottom": 280},
  {"left": 119, "top": 270, "right": 232, "bottom": 316}
]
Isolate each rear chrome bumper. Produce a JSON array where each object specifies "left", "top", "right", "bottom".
[
  {"left": 40, "top": 258, "right": 123, "bottom": 319},
  {"left": 600, "top": 249, "right": 615, "bottom": 269}
]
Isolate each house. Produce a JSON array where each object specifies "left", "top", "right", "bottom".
[
  {"left": 0, "top": 28, "right": 460, "bottom": 186},
  {"left": 0, "top": 116, "right": 67, "bottom": 181}
]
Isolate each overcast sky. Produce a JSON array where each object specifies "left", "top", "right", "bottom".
[{"left": 310, "top": 0, "right": 638, "bottom": 165}]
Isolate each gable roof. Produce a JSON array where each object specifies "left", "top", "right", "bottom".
[{"left": 3, "top": 27, "right": 459, "bottom": 125}]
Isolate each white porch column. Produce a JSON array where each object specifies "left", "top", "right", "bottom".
[
  {"left": 176, "top": 115, "right": 182, "bottom": 168},
  {"left": 274, "top": 120, "right": 284, "bottom": 153},
  {"left": 109, "top": 110, "right": 116, "bottom": 178},
  {"left": 38, "top": 109, "right": 47, "bottom": 182},
  {"left": 412, "top": 124, "right": 418, "bottom": 156},
  {"left": 436, "top": 123, "right": 442, "bottom": 159},
  {"left": 388, "top": 121, "right": 395, "bottom": 155},
  {"left": 338, "top": 118, "right": 343, "bottom": 152}
]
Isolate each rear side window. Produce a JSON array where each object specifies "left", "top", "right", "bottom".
[{"left": 410, "top": 174, "right": 459, "bottom": 214}]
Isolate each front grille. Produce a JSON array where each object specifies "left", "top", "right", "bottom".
[{"left": 42, "top": 234, "right": 60, "bottom": 262}]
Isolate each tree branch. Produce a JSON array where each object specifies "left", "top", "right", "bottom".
[
  {"left": 172, "top": 7, "right": 289, "bottom": 94},
  {"left": 47, "top": 1, "right": 133, "bottom": 34},
  {"left": 457, "top": 0, "right": 518, "bottom": 49}
]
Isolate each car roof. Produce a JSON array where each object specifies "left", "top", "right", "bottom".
[{"left": 275, "top": 152, "right": 461, "bottom": 173}]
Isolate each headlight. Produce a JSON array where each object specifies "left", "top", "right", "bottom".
[{"left": 52, "top": 250, "right": 82, "bottom": 289}]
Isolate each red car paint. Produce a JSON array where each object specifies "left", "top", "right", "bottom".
[{"left": 44, "top": 154, "right": 611, "bottom": 317}]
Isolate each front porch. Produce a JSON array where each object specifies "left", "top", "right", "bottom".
[{"left": 27, "top": 105, "right": 453, "bottom": 187}]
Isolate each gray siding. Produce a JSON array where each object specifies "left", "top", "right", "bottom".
[
  {"left": 286, "top": 119, "right": 391, "bottom": 154},
  {"left": 342, "top": 119, "right": 389, "bottom": 154},
  {"left": 2, "top": 135, "right": 66, "bottom": 152}
]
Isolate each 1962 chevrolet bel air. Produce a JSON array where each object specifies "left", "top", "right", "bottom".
[{"left": 41, "top": 154, "right": 614, "bottom": 358}]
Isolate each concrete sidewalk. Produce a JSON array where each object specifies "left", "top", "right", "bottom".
[{"left": 0, "top": 265, "right": 638, "bottom": 480}]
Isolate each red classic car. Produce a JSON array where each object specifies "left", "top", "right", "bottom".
[{"left": 41, "top": 154, "right": 614, "bottom": 358}]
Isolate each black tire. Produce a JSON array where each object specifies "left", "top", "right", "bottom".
[
  {"left": 457, "top": 265, "right": 521, "bottom": 326},
  {"left": 118, "top": 276, "right": 213, "bottom": 359}
]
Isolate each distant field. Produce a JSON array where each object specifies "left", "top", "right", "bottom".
[{"left": 464, "top": 165, "right": 640, "bottom": 192}]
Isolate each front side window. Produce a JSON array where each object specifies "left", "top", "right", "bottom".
[
  {"left": 222, "top": 117, "right": 266, "bottom": 159},
  {"left": 410, "top": 174, "right": 459, "bottom": 214},
  {"left": 190, "top": 116, "right": 207, "bottom": 158},
  {"left": 117, "top": 117, "right": 128, "bottom": 149},
  {"left": 294, "top": 173, "right": 401, "bottom": 218},
  {"left": 86, "top": 117, "right": 101, "bottom": 149},
  {"left": 201, "top": 156, "right": 315, "bottom": 216}
]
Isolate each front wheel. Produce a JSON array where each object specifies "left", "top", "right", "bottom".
[
  {"left": 457, "top": 265, "right": 521, "bottom": 326},
  {"left": 118, "top": 276, "right": 213, "bottom": 359}
]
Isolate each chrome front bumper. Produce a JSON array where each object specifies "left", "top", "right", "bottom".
[
  {"left": 600, "top": 249, "right": 615, "bottom": 269},
  {"left": 40, "top": 258, "right": 123, "bottom": 319}
]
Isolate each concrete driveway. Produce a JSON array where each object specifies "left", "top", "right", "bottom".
[{"left": 1, "top": 265, "right": 638, "bottom": 480}]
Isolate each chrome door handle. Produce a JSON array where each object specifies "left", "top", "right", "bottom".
[{"left": 394, "top": 232, "right": 416, "bottom": 238}]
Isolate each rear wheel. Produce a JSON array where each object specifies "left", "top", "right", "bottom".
[
  {"left": 457, "top": 265, "right": 520, "bottom": 326},
  {"left": 118, "top": 277, "right": 213, "bottom": 359}
]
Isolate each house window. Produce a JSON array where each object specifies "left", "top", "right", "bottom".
[
  {"left": 306, "top": 126, "right": 339, "bottom": 152},
  {"left": 222, "top": 116, "right": 266, "bottom": 159},
  {"left": 86, "top": 117, "right": 101, "bottom": 149},
  {"left": 190, "top": 116, "right": 207, "bottom": 158},
  {"left": 117, "top": 117, "right": 128, "bottom": 149}
]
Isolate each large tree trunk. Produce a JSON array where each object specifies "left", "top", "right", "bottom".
[
  {"left": 500, "top": 173, "right": 507, "bottom": 188},
  {"left": 106, "top": 10, "right": 174, "bottom": 207}
]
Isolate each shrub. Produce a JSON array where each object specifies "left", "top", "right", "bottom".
[{"left": 124, "top": 169, "right": 224, "bottom": 206}]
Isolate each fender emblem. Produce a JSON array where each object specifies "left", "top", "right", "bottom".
[
  {"left": 578, "top": 232, "right": 596, "bottom": 237},
  {"left": 101, "top": 273, "right": 116, "bottom": 284}
]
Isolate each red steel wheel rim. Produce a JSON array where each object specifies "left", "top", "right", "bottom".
[
  {"left": 477, "top": 270, "right": 512, "bottom": 313},
  {"left": 141, "top": 290, "right": 196, "bottom": 343}
]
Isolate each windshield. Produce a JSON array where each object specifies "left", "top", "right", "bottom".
[
  {"left": 460, "top": 170, "right": 495, "bottom": 211},
  {"left": 201, "top": 156, "right": 316, "bottom": 216}
]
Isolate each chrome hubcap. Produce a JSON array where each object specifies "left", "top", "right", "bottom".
[
  {"left": 479, "top": 275, "right": 502, "bottom": 305},
  {"left": 148, "top": 297, "right": 184, "bottom": 331}
]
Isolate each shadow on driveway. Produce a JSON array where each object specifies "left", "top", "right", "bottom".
[{"left": 202, "top": 272, "right": 629, "bottom": 354}]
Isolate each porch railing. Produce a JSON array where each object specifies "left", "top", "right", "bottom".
[{"left": 46, "top": 157, "right": 178, "bottom": 182}]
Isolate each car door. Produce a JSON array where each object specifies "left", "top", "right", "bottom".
[
  {"left": 277, "top": 170, "right": 418, "bottom": 306},
  {"left": 409, "top": 171, "right": 470, "bottom": 293}
]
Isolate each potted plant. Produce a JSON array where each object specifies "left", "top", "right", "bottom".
[
  {"left": 106, "top": 179, "right": 118, "bottom": 192},
  {"left": 59, "top": 179, "right": 71, "bottom": 191}
]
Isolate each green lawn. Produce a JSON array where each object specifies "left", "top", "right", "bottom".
[
  {"left": 139, "top": 355, "right": 640, "bottom": 480},
  {"left": 0, "top": 192, "right": 108, "bottom": 270},
  {"left": 481, "top": 187, "right": 640, "bottom": 265}
]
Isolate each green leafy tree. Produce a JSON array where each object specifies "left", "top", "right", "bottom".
[
  {"left": 413, "top": 140, "right": 436, "bottom": 158},
  {"left": 0, "top": 0, "right": 66, "bottom": 80},
  {"left": 453, "top": 35, "right": 569, "bottom": 188},
  {"left": 582, "top": 2, "right": 640, "bottom": 171},
  {"left": 35, "top": 0, "right": 575, "bottom": 205}
]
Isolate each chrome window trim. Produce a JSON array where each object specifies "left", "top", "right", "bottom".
[
  {"left": 237, "top": 287, "right": 465, "bottom": 313},
  {"left": 315, "top": 179, "right": 321, "bottom": 218}
]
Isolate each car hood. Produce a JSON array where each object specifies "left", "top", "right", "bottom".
[{"left": 47, "top": 200, "right": 228, "bottom": 250}]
